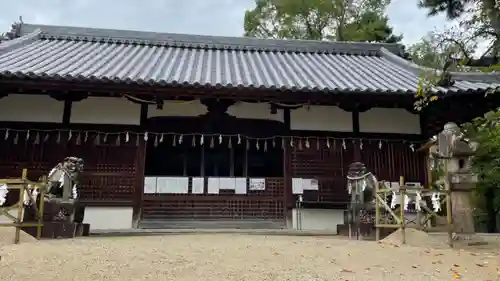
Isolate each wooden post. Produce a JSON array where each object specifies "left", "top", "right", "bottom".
[
  {"left": 358, "top": 185, "right": 364, "bottom": 241},
  {"left": 424, "top": 145, "right": 433, "bottom": 230},
  {"left": 375, "top": 180, "right": 381, "bottom": 241},
  {"left": 283, "top": 108, "right": 291, "bottom": 225},
  {"left": 399, "top": 176, "right": 406, "bottom": 245},
  {"left": 132, "top": 137, "right": 147, "bottom": 229},
  {"left": 0, "top": 169, "right": 46, "bottom": 244},
  {"left": 36, "top": 176, "right": 47, "bottom": 240},
  {"left": 15, "top": 169, "right": 28, "bottom": 244}
]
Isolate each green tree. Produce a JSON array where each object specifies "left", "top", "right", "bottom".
[
  {"left": 407, "top": 29, "right": 476, "bottom": 69},
  {"left": 243, "top": 0, "right": 402, "bottom": 43},
  {"left": 462, "top": 110, "right": 500, "bottom": 232},
  {"left": 408, "top": 9, "right": 500, "bottom": 232},
  {"left": 419, "top": 0, "right": 500, "bottom": 61}
]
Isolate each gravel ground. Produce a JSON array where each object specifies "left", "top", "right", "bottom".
[{"left": 0, "top": 232, "right": 498, "bottom": 281}]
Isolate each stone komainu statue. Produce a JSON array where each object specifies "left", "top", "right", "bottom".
[
  {"left": 47, "top": 156, "right": 84, "bottom": 201},
  {"left": 345, "top": 162, "right": 378, "bottom": 238},
  {"left": 43, "top": 157, "right": 85, "bottom": 223},
  {"left": 346, "top": 162, "right": 377, "bottom": 209}
]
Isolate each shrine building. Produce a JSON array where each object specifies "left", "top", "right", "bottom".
[{"left": 0, "top": 23, "right": 498, "bottom": 231}]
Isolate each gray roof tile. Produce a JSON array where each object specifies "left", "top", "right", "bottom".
[{"left": 0, "top": 23, "right": 499, "bottom": 95}]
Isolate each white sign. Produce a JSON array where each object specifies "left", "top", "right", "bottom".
[
  {"left": 207, "top": 177, "right": 220, "bottom": 194},
  {"left": 235, "top": 178, "right": 247, "bottom": 194},
  {"left": 219, "top": 177, "right": 236, "bottom": 190},
  {"left": 293, "top": 178, "right": 319, "bottom": 194},
  {"left": 307, "top": 179, "right": 319, "bottom": 191},
  {"left": 156, "top": 177, "right": 189, "bottom": 194},
  {"left": 191, "top": 177, "right": 205, "bottom": 194},
  {"left": 292, "top": 178, "right": 303, "bottom": 194},
  {"left": 249, "top": 178, "right": 265, "bottom": 191},
  {"left": 144, "top": 177, "right": 157, "bottom": 194}
]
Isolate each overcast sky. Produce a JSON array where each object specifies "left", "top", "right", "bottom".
[{"left": 0, "top": 0, "right": 451, "bottom": 47}]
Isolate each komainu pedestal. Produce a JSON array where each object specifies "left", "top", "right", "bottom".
[{"left": 23, "top": 199, "right": 89, "bottom": 238}]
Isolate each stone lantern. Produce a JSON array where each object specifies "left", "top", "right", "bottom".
[{"left": 435, "top": 122, "right": 478, "bottom": 235}]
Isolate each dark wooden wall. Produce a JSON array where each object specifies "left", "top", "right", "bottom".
[
  {"left": 0, "top": 122, "right": 144, "bottom": 209},
  {"left": 0, "top": 122, "right": 426, "bottom": 223},
  {"left": 288, "top": 138, "right": 426, "bottom": 207},
  {"left": 290, "top": 140, "right": 353, "bottom": 205}
]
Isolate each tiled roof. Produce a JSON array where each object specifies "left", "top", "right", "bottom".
[{"left": 0, "top": 23, "right": 499, "bottom": 95}]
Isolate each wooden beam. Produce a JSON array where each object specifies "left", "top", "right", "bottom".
[{"left": 0, "top": 79, "right": 417, "bottom": 108}]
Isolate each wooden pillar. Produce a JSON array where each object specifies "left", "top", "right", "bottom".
[
  {"left": 58, "top": 93, "right": 88, "bottom": 126},
  {"left": 140, "top": 103, "right": 148, "bottom": 126},
  {"left": 132, "top": 103, "right": 148, "bottom": 228},
  {"left": 419, "top": 110, "right": 431, "bottom": 186},
  {"left": 283, "top": 108, "right": 292, "bottom": 221},
  {"left": 62, "top": 99, "right": 72, "bottom": 126}
]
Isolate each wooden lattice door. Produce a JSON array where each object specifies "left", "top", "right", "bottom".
[{"left": 290, "top": 139, "right": 352, "bottom": 205}]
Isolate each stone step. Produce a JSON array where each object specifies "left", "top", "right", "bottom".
[
  {"left": 139, "top": 219, "right": 285, "bottom": 229},
  {"left": 22, "top": 222, "right": 90, "bottom": 239}
]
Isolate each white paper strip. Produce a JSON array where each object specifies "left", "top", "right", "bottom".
[
  {"left": 390, "top": 182, "right": 402, "bottom": 208},
  {"left": 249, "top": 178, "right": 265, "bottom": 191},
  {"left": 235, "top": 178, "right": 247, "bottom": 194},
  {"left": 207, "top": 177, "right": 220, "bottom": 194},
  {"left": 191, "top": 177, "right": 205, "bottom": 194},
  {"left": 0, "top": 184, "right": 8, "bottom": 206},
  {"left": 292, "top": 178, "right": 303, "bottom": 194},
  {"left": 143, "top": 177, "right": 157, "bottom": 194}
]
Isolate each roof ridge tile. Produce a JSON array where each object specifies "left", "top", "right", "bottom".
[{"left": 21, "top": 23, "right": 403, "bottom": 56}]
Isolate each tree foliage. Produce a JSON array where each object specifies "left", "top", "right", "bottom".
[
  {"left": 419, "top": 0, "right": 500, "bottom": 60},
  {"left": 462, "top": 109, "right": 500, "bottom": 231},
  {"left": 243, "top": 0, "right": 402, "bottom": 42},
  {"left": 408, "top": 29, "right": 477, "bottom": 69},
  {"left": 462, "top": 111, "right": 500, "bottom": 195},
  {"left": 408, "top": 28, "right": 488, "bottom": 111},
  {"left": 409, "top": 0, "right": 500, "bottom": 231}
]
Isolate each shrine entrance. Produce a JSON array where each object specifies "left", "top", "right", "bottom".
[{"left": 140, "top": 106, "right": 287, "bottom": 228}]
